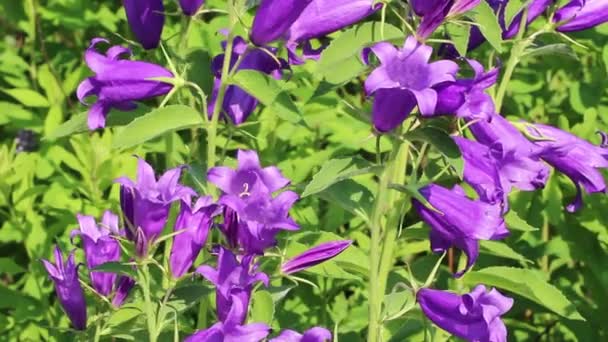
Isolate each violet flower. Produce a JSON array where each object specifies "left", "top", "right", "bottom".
[
  {"left": 270, "top": 327, "right": 332, "bottom": 342},
  {"left": 412, "top": 0, "right": 481, "bottom": 39},
  {"left": 70, "top": 211, "right": 121, "bottom": 297},
  {"left": 115, "top": 158, "right": 196, "bottom": 256},
  {"left": 123, "top": 0, "right": 165, "bottom": 50},
  {"left": 185, "top": 293, "right": 270, "bottom": 342},
  {"left": 527, "top": 124, "right": 608, "bottom": 212},
  {"left": 112, "top": 276, "right": 136, "bottom": 307},
  {"left": 41, "top": 246, "right": 87, "bottom": 330},
  {"left": 418, "top": 285, "right": 513, "bottom": 342},
  {"left": 169, "top": 196, "right": 220, "bottom": 278},
  {"left": 77, "top": 38, "right": 173, "bottom": 130},
  {"left": 281, "top": 240, "right": 352, "bottom": 275},
  {"left": 364, "top": 36, "right": 459, "bottom": 132},
  {"left": 413, "top": 184, "right": 508, "bottom": 277},
  {"left": 250, "top": 0, "right": 313, "bottom": 46},
  {"left": 208, "top": 37, "right": 288, "bottom": 125},
  {"left": 196, "top": 247, "right": 269, "bottom": 324},
  {"left": 503, "top": 0, "right": 552, "bottom": 39},
  {"left": 554, "top": 0, "right": 608, "bottom": 32},
  {"left": 179, "top": 0, "right": 205, "bottom": 16}
]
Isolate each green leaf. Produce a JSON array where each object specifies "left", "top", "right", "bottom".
[
  {"left": 302, "top": 157, "right": 380, "bottom": 197},
  {"left": 92, "top": 262, "right": 137, "bottom": 278},
  {"left": 403, "top": 126, "right": 463, "bottom": 178},
  {"left": 231, "top": 70, "right": 302, "bottom": 124},
  {"left": 1, "top": 88, "right": 49, "bottom": 107},
  {"left": 317, "top": 179, "right": 374, "bottom": 221},
  {"left": 317, "top": 22, "right": 404, "bottom": 84},
  {"left": 113, "top": 105, "right": 203, "bottom": 149},
  {"left": 504, "top": 0, "right": 527, "bottom": 28},
  {"left": 505, "top": 210, "right": 539, "bottom": 232},
  {"left": 250, "top": 290, "right": 274, "bottom": 324},
  {"left": 446, "top": 23, "right": 471, "bottom": 57},
  {"left": 479, "top": 240, "right": 532, "bottom": 265},
  {"left": 472, "top": 1, "right": 503, "bottom": 53},
  {"left": 523, "top": 44, "right": 578, "bottom": 61},
  {"left": 0, "top": 257, "right": 26, "bottom": 275},
  {"left": 463, "top": 266, "right": 585, "bottom": 320},
  {"left": 105, "top": 304, "right": 142, "bottom": 328},
  {"left": 383, "top": 290, "right": 416, "bottom": 321}
]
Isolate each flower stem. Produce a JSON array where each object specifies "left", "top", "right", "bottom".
[{"left": 140, "top": 263, "right": 158, "bottom": 342}]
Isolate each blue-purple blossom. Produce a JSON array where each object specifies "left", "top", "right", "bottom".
[
  {"left": 169, "top": 196, "right": 220, "bottom": 278},
  {"left": 502, "top": 0, "right": 552, "bottom": 39},
  {"left": 116, "top": 158, "right": 196, "bottom": 256},
  {"left": 411, "top": 0, "right": 481, "bottom": 39},
  {"left": 185, "top": 293, "right": 270, "bottom": 342},
  {"left": 112, "top": 276, "right": 136, "bottom": 308},
  {"left": 364, "top": 36, "right": 459, "bottom": 132},
  {"left": 413, "top": 184, "right": 508, "bottom": 277},
  {"left": 250, "top": 0, "right": 313, "bottom": 46},
  {"left": 77, "top": 38, "right": 173, "bottom": 130},
  {"left": 196, "top": 247, "right": 269, "bottom": 324},
  {"left": 41, "top": 246, "right": 87, "bottom": 330},
  {"left": 270, "top": 327, "right": 333, "bottom": 342},
  {"left": 70, "top": 211, "right": 121, "bottom": 297},
  {"left": 122, "top": 0, "right": 165, "bottom": 49},
  {"left": 554, "top": 0, "right": 608, "bottom": 32},
  {"left": 527, "top": 124, "right": 608, "bottom": 212},
  {"left": 281, "top": 240, "right": 352, "bottom": 275},
  {"left": 179, "top": 0, "right": 205, "bottom": 16},
  {"left": 418, "top": 285, "right": 513, "bottom": 342}
]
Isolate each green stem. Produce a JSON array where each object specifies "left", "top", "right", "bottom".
[{"left": 141, "top": 263, "right": 158, "bottom": 342}]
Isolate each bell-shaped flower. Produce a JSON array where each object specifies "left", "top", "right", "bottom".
[
  {"left": 70, "top": 211, "right": 121, "bottom": 297},
  {"left": 554, "top": 0, "right": 608, "bottom": 32},
  {"left": 77, "top": 38, "right": 174, "bottom": 130},
  {"left": 112, "top": 276, "right": 136, "bottom": 307},
  {"left": 413, "top": 184, "right": 508, "bottom": 277},
  {"left": 185, "top": 293, "right": 270, "bottom": 342},
  {"left": 412, "top": 0, "right": 481, "bottom": 39},
  {"left": 270, "top": 327, "right": 332, "bottom": 342},
  {"left": 196, "top": 247, "right": 269, "bottom": 324},
  {"left": 527, "top": 124, "right": 608, "bottom": 212},
  {"left": 123, "top": 0, "right": 165, "bottom": 49},
  {"left": 208, "top": 37, "right": 289, "bottom": 125},
  {"left": 503, "top": 0, "right": 552, "bottom": 39},
  {"left": 433, "top": 59, "right": 498, "bottom": 120},
  {"left": 281, "top": 240, "right": 352, "bottom": 275},
  {"left": 169, "top": 197, "right": 220, "bottom": 278},
  {"left": 250, "top": 0, "right": 313, "bottom": 46},
  {"left": 41, "top": 246, "right": 87, "bottom": 330},
  {"left": 364, "top": 36, "right": 459, "bottom": 132},
  {"left": 116, "top": 158, "right": 196, "bottom": 256},
  {"left": 179, "top": 0, "right": 205, "bottom": 16},
  {"left": 417, "top": 285, "right": 513, "bottom": 342}
]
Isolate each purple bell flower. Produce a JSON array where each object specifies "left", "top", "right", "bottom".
[
  {"left": 250, "top": 0, "right": 313, "bottom": 46},
  {"left": 364, "top": 36, "right": 459, "bottom": 132},
  {"left": 270, "top": 327, "right": 333, "bottom": 342},
  {"left": 433, "top": 59, "right": 498, "bottom": 120},
  {"left": 112, "top": 276, "right": 136, "bottom": 307},
  {"left": 418, "top": 285, "right": 513, "bottom": 342},
  {"left": 413, "top": 184, "right": 508, "bottom": 277},
  {"left": 554, "top": 0, "right": 608, "bottom": 32},
  {"left": 196, "top": 247, "right": 269, "bottom": 324},
  {"left": 281, "top": 240, "right": 352, "bottom": 275},
  {"left": 527, "top": 124, "right": 608, "bottom": 212},
  {"left": 41, "top": 246, "right": 87, "bottom": 330},
  {"left": 412, "top": 0, "right": 481, "bottom": 39},
  {"left": 70, "top": 211, "right": 121, "bottom": 297},
  {"left": 179, "top": 0, "right": 205, "bottom": 16},
  {"left": 185, "top": 293, "right": 270, "bottom": 342},
  {"left": 77, "top": 38, "right": 174, "bottom": 130},
  {"left": 122, "top": 0, "right": 165, "bottom": 49},
  {"left": 503, "top": 0, "right": 552, "bottom": 39},
  {"left": 169, "top": 196, "right": 220, "bottom": 278},
  {"left": 115, "top": 158, "right": 196, "bottom": 256},
  {"left": 208, "top": 37, "right": 288, "bottom": 125}
]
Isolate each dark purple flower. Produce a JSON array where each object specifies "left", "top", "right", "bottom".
[
  {"left": 70, "top": 211, "right": 121, "bottom": 297},
  {"left": 418, "top": 285, "right": 513, "bottom": 342},
  {"left": 433, "top": 59, "right": 498, "bottom": 120},
  {"left": 196, "top": 247, "right": 269, "bottom": 324},
  {"left": 554, "top": 0, "right": 608, "bottom": 32},
  {"left": 364, "top": 36, "right": 459, "bottom": 132},
  {"left": 208, "top": 37, "right": 288, "bottom": 125},
  {"left": 41, "top": 246, "right": 87, "bottom": 330},
  {"left": 169, "top": 197, "right": 220, "bottom": 278},
  {"left": 112, "top": 276, "right": 136, "bottom": 307},
  {"left": 115, "top": 158, "right": 196, "bottom": 256},
  {"left": 185, "top": 293, "right": 270, "bottom": 342},
  {"left": 527, "top": 124, "right": 608, "bottom": 212},
  {"left": 250, "top": 0, "right": 313, "bottom": 46},
  {"left": 179, "top": 0, "right": 205, "bottom": 16},
  {"left": 122, "top": 0, "right": 165, "bottom": 49},
  {"left": 413, "top": 0, "right": 481, "bottom": 39},
  {"left": 77, "top": 38, "right": 173, "bottom": 130},
  {"left": 414, "top": 184, "right": 508, "bottom": 277},
  {"left": 281, "top": 240, "right": 352, "bottom": 275},
  {"left": 270, "top": 327, "right": 332, "bottom": 342},
  {"left": 15, "top": 129, "right": 38, "bottom": 153}
]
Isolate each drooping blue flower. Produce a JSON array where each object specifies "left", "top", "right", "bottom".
[
  {"left": 122, "top": 0, "right": 165, "bottom": 50},
  {"left": 281, "top": 240, "right": 352, "bottom": 275},
  {"left": 179, "top": 0, "right": 205, "bottom": 16},
  {"left": 250, "top": 0, "right": 313, "bottom": 46}
]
